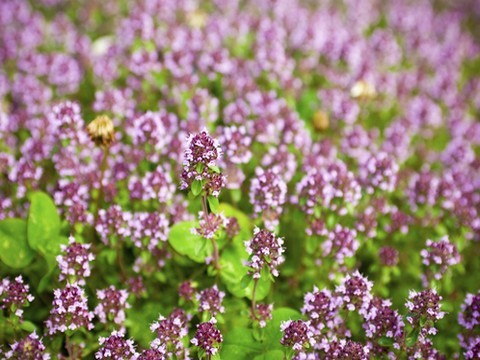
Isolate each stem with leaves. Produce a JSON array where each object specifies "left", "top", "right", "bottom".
[{"left": 201, "top": 195, "right": 220, "bottom": 273}]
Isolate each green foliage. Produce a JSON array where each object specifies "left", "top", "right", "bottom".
[
  {"left": 221, "top": 307, "right": 301, "bottom": 360},
  {"left": 168, "top": 220, "right": 212, "bottom": 262},
  {"left": 0, "top": 218, "right": 34, "bottom": 269},
  {"left": 27, "top": 191, "right": 67, "bottom": 257}
]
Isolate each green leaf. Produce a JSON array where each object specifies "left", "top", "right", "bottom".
[
  {"left": 191, "top": 180, "right": 203, "bottom": 196},
  {"left": 125, "top": 302, "right": 158, "bottom": 347},
  {"left": 378, "top": 336, "right": 395, "bottom": 347},
  {"left": 222, "top": 327, "right": 262, "bottom": 360},
  {"left": 208, "top": 164, "right": 221, "bottom": 173},
  {"left": 253, "top": 350, "right": 284, "bottom": 360},
  {"left": 208, "top": 196, "right": 220, "bottom": 213},
  {"left": 20, "top": 320, "right": 37, "bottom": 333},
  {"left": 27, "top": 192, "right": 62, "bottom": 255},
  {"left": 0, "top": 218, "right": 34, "bottom": 268},
  {"left": 169, "top": 221, "right": 212, "bottom": 263},
  {"left": 222, "top": 308, "right": 301, "bottom": 359},
  {"left": 38, "top": 266, "right": 57, "bottom": 293},
  {"left": 240, "top": 275, "right": 252, "bottom": 289},
  {"left": 406, "top": 327, "right": 420, "bottom": 347}
]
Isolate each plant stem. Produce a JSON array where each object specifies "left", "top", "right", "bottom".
[
  {"left": 201, "top": 195, "right": 220, "bottom": 273},
  {"left": 94, "top": 146, "right": 109, "bottom": 225},
  {"left": 116, "top": 240, "right": 127, "bottom": 282},
  {"left": 66, "top": 334, "right": 73, "bottom": 359},
  {"left": 251, "top": 277, "right": 259, "bottom": 320}
]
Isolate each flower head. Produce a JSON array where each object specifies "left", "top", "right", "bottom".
[
  {"left": 0, "top": 276, "right": 34, "bottom": 319},
  {"left": 181, "top": 130, "right": 226, "bottom": 197},
  {"left": 87, "top": 115, "right": 115, "bottom": 146},
  {"left": 4, "top": 332, "right": 50, "bottom": 360},
  {"left": 45, "top": 283, "right": 94, "bottom": 335},
  {"left": 96, "top": 331, "right": 138, "bottom": 359},
  {"left": 191, "top": 318, "right": 223, "bottom": 356},
  {"left": 56, "top": 236, "right": 94, "bottom": 285},
  {"left": 244, "top": 228, "right": 285, "bottom": 279},
  {"left": 94, "top": 286, "right": 130, "bottom": 326},
  {"left": 280, "top": 320, "right": 316, "bottom": 352}
]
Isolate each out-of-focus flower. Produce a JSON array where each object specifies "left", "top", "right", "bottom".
[
  {"left": 420, "top": 236, "right": 460, "bottom": 282},
  {"left": 197, "top": 285, "right": 225, "bottom": 316},
  {"left": 94, "top": 286, "right": 130, "bottom": 326},
  {"left": 249, "top": 167, "right": 287, "bottom": 230},
  {"left": 350, "top": 80, "right": 377, "bottom": 100}
]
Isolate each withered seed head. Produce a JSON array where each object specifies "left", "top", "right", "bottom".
[
  {"left": 87, "top": 115, "right": 115, "bottom": 147},
  {"left": 313, "top": 110, "right": 329, "bottom": 131}
]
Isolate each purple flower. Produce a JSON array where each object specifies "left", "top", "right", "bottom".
[
  {"left": 0, "top": 276, "right": 34, "bottom": 319},
  {"left": 95, "top": 331, "right": 138, "bottom": 360},
  {"left": 181, "top": 130, "right": 226, "bottom": 197},
  {"left": 363, "top": 297, "right": 404, "bottom": 346},
  {"left": 95, "top": 205, "right": 131, "bottom": 245},
  {"left": 464, "top": 337, "right": 480, "bottom": 360},
  {"left": 4, "top": 332, "right": 50, "bottom": 360},
  {"left": 280, "top": 319, "right": 316, "bottom": 352},
  {"left": 94, "top": 286, "right": 130, "bottom": 326},
  {"left": 420, "top": 236, "right": 460, "bottom": 283},
  {"left": 302, "top": 287, "right": 342, "bottom": 335},
  {"left": 150, "top": 308, "right": 190, "bottom": 358},
  {"left": 336, "top": 271, "right": 373, "bottom": 316},
  {"left": 322, "top": 339, "right": 370, "bottom": 360},
  {"left": 254, "top": 303, "right": 273, "bottom": 328},
  {"left": 192, "top": 212, "right": 228, "bottom": 239},
  {"left": 46, "top": 283, "right": 94, "bottom": 335},
  {"left": 178, "top": 281, "right": 196, "bottom": 302},
  {"left": 249, "top": 167, "right": 287, "bottom": 230},
  {"left": 378, "top": 246, "right": 399, "bottom": 267},
  {"left": 359, "top": 152, "right": 398, "bottom": 194},
  {"left": 128, "top": 165, "right": 175, "bottom": 203},
  {"left": 459, "top": 291, "right": 480, "bottom": 330},
  {"left": 197, "top": 285, "right": 225, "bottom": 316},
  {"left": 56, "top": 236, "right": 94, "bottom": 285},
  {"left": 137, "top": 348, "right": 167, "bottom": 360},
  {"left": 295, "top": 161, "right": 361, "bottom": 220},
  {"left": 218, "top": 125, "right": 252, "bottom": 164},
  {"left": 322, "top": 225, "right": 359, "bottom": 264},
  {"left": 191, "top": 318, "right": 223, "bottom": 356},
  {"left": 405, "top": 289, "right": 444, "bottom": 336},
  {"left": 244, "top": 228, "right": 285, "bottom": 279}
]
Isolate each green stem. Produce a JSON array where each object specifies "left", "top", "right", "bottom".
[
  {"left": 201, "top": 195, "right": 220, "bottom": 274},
  {"left": 94, "top": 146, "right": 109, "bottom": 225},
  {"left": 251, "top": 277, "right": 259, "bottom": 320}
]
